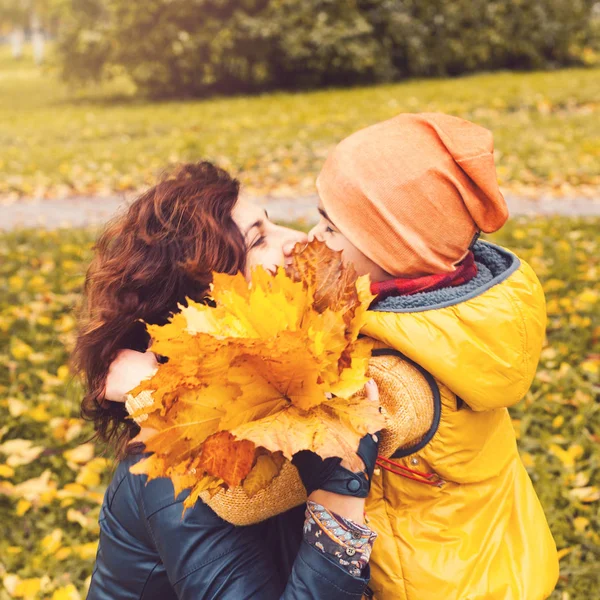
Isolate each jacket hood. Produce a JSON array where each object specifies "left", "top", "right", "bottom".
[{"left": 362, "top": 242, "right": 546, "bottom": 411}]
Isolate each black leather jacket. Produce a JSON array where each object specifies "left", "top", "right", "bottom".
[{"left": 87, "top": 454, "right": 370, "bottom": 599}]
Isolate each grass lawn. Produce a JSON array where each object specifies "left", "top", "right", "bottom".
[
  {"left": 1, "top": 46, "right": 599, "bottom": 200},
  {"left": 0, "top": 218, "right": 599, "bottom": 599}
]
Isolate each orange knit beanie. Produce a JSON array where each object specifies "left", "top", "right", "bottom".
[{"left": 316, "top": 113, "right": 509, "bottom": 277}]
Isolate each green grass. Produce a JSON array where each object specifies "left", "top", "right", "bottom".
[
  {"left": 0, "top": 219, "right": 598, "bottom": 599},
  {"left": 0, "top": 46, "right": 599, "bottom": 200}
]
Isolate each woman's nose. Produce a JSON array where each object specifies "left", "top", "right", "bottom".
[
  {"left": 308, "top": 225, "right": 323, "bottom": 242},
  {"left": 282, "top": 230, "right": 308, "bottom": 256}
]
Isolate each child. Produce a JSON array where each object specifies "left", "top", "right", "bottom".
[{"left": 310, "top": 112, "right": 559, "bottom": 599}]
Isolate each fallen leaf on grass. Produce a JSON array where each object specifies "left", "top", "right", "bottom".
[{"left": 569, "top": 486, "right": 600, "bottom": 503}]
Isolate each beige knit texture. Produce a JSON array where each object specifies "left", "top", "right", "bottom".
[
  {"left": 367, "top": 354, "right": 434, "bottom": 458},
  {"left": 201, "top": 460, "right": 307, "bottom": 526}
]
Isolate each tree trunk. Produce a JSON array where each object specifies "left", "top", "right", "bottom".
[
  {"left": 11, "top": 28, "right": 25, "bottom": 60},
  {"left": 32, "top": 31, "right": 45, "bottom": 65},
  {"left": 31, "top": 12, "right": 46, "bottom": 65}
]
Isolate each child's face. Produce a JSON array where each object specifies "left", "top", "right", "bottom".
[{"left": 309, "top": 202, "right": 392, "bottom": 283}]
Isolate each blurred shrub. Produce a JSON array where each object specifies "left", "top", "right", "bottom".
[
  {"left": 56, "top": 0, "right": 600, "bottom": 98},
  {"left": 361, "top": 0, "right": 600, "bottom": 76},
  {"left": 56, "top": 0, "right": 387, "bottom": 96}
]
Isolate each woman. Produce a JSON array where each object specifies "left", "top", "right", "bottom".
[{"left": 73, "top": 162, "right": 380, "bottom": 600}]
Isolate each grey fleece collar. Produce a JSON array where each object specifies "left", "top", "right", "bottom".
[{"left": 371, "top": 241, "right": 520, "bottom": 314}]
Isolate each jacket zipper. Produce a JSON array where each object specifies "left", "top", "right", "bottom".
[{"left": 376, "top": 455, "right": 444, "bottom": 487}]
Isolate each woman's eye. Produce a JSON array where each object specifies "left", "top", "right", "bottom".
[
  {"left": 325, "top": 226, "right": 335, "bottom": 234},
  {"left": 250, "top": 236, "right": 266, "bottom": 250}
]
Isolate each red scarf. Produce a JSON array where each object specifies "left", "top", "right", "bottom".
[{"left": 371, "top": 251, "right": 477, "bottom": 300}]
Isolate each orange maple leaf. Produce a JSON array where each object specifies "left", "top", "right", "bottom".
[{"left": 197, "top": 432, "right": 255, "bottom": 488}]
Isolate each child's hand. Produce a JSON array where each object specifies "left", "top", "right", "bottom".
[
  {"left": 340, "top": 378, "right": 380, "bottom": 472},
  {"left": 104, "top": 349, "right": 159, "bottom": 402},
  {"left": 292, "top": 380, "right": 381, "bottom": 523}
]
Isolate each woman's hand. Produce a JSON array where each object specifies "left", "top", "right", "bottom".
[
  {"left": 292, "top": 379, "right": 381, "bottom": 523},
  {"left": 104, "top": 349, "right": 159, "bottom": 402}
]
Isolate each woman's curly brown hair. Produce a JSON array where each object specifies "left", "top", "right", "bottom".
[{"left": 72, "top": 162, "right": 247, "bottom": 457}]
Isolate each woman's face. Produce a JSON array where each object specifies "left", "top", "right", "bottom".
[{"left": 232, "top": 200, "right": 308, "bottom": 279}]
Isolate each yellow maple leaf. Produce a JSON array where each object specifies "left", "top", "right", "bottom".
[
  {"left": 184, "top": 473, "right": 225, "bottom": 511},
  {"left": 130, "top": 241, "right": 384, "bottom": 499},
  {"left": 130, "top": 454, "right": 166, "bottom": 481},
  {"left": 242, "top": 452, "right": 286, "bottom": 498},
  {"left": 139, "top": 386, "right": 228, "bottom": 467}
]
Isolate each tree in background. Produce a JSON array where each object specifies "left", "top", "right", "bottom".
[
  {"left": 56, "top": 0, "right": 389, "bottom": 96},
  {"left": 55, "top": 0, "right": 600, "bottom": 98},
  {"left": 359, "top": 0, "right": 599, "bottom": 76}
]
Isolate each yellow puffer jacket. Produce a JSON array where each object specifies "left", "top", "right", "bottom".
[{"left": 362, "top": 242, "right": 559, "bottom": 600}]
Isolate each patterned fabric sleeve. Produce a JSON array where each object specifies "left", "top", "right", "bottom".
[{"left": 303, "top": 500, "right": 377, "bottom": 578}]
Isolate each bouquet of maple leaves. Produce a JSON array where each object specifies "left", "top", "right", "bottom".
[{"left": 129, "top": 241, "right": 385, "bottom": 510}]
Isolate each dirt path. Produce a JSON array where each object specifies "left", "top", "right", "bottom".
[{"left": 2, "top": 193, "right": 599, "bottom": 231}]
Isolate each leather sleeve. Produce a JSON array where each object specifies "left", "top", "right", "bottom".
[{"left": 138, "top": 468, "right": 370, "bottom": 599}]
